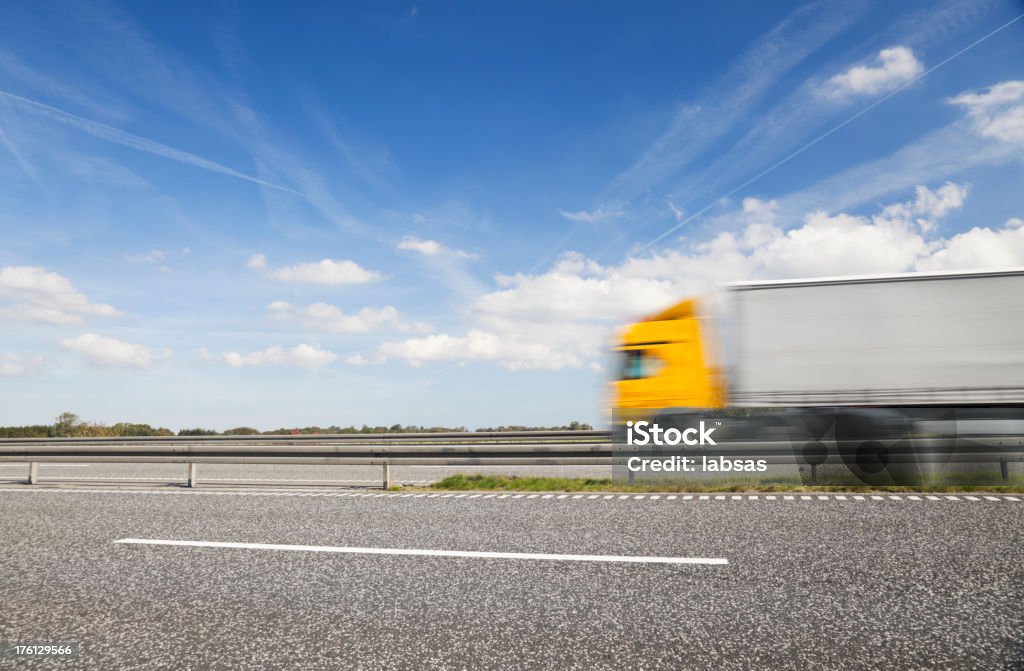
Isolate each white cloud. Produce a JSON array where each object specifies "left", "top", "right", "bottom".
[
  {"left": 399, "top": 237, "right": 442, "bottom": 256},
  {"left": 0, "top": 304, "right": 85, "bottom": 325},
  {"left": 128, "top": 248, "right": 187, "bottom": 271},
  {"left": 0, "top": 266, "right": 121, "bottom": 325},
  {"left": 262, "top": 258, "right": 383, "bottom": 285},
  {"left": 950, "top": 80, "right": 1024, "bottom": 146},
  {"left": 824, "top": 46, "right": 923, "bottom": 98},
  {"left": 268, "top": 302, "right": 432, "bottom": 334},
  {"left": 558, "top": 207, "right": 623, "bottom": 223},
  {"left": 127, "top": 249, "right": 166, "bottom": 263},
  {"left": 345, "top": 353, "right": 386, "bottom": 366},
  {"left": 397, "top": 237, "right": 474, "bottom": 258},
  {"left": 61, "top": 333, "right": 171, "bottom": 368},
  {"left": 950, "top": 80, "right": 1024, "bottom": 108},
  {"left": 377, "top": 183, "right": 1024, "bottom": 372},
  {"left": 0, "top": 353, "right": 43, "bottom": 376},
  {"left": 376, "top": 251, "right": 691, "bottom": 371},
  {"left": 378, "top": 330, "right": 583, "bottom": 371},
  {"left": 675, "top": 182, "right": 971, "bottom": 279},
  {"left": 916, "top": 217, "right": 1024, "bottom": 271},
  {"left": 875, "top": 182, "right": 967, "bottom": 233},
  {"left": 475, "top": 253, "right": 679, "bottom": 324},
  {"left": 669, "top": 78, "right": 1021, "bottom": 227},
  {"left": 223, "top": 344, "right": 337, "bottom": 369},
  {"left": 752, "top": 210, "right": 927, "bottom": 277},
  {"left": 395, "top": 234, "right": 486, "bottom": 300},
  {"left": 666, "top": 199, "right": 686, "bottom": 222},
  {"left": 908, "top": 182, "right": 967, "bottom": 219}
]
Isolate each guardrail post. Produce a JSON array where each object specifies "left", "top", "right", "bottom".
[
  {"left": 28, "top": 462, "right": 38, "bottom": 485},
  {"left": 187, "top": 463, "right": 198, "bottom": 488},
  {"left": 1000, "top": 458, "right": 1009, "bottom": 482},
  {"left": 810, "top": 463, "right": 818, "bottom": 486},
  {"left": 382, "top": 462, "right": 391, "bottom": 489}
]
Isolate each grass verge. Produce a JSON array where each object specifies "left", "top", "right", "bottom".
[{"left": 423, "top": 473, "right": 1024, "bottom": 494}]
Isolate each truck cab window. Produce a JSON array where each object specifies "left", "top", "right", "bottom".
[{"left": 619, "top": 349, "right": 663, "bottom": 380}]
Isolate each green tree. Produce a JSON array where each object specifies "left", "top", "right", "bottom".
[
  {"left": 178, "top": 428, "right": 218, "bottom": 436},
  {"left": 53, "top": 412, "right": 81, "bottom": 437},
  {"left": 223, "top": 427, "right": 260, "bottom": 435}
]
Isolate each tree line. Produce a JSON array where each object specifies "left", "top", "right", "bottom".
[{"left": 0, "top": 412, "right": 593, "bottom": 438}]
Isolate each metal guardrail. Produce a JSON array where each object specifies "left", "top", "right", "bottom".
[
  {"left": 0, "top": 431, "right": 607, "bottom": 488},
  {"left": 0, "top": 431, "right": 1021, "bottom": 488}
]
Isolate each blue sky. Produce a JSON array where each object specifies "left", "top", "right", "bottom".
[{"left": 1, "top": 0, "right": 1022, "bottom": 429}]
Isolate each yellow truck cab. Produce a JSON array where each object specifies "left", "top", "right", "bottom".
[{"left": 612, "top": 298, "right": 726, "bottom": 418}]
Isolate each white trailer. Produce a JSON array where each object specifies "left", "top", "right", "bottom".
[{"left": 729, "top": 268, "right": 1024, "bottom": 407}]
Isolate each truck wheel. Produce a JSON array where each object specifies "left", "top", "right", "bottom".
[
  {"left": 801, "top": 441, "right": 828, "bottom": 466},
  {"left": 855, "top": 440, "right": 889, "bottom": 474}
]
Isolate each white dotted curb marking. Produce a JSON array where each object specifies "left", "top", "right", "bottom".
[{"left": 0, "top": 488, "right": 1019, "bottom": 503}]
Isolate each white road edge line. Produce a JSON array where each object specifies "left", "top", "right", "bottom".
[{"left": 113, "top": 538, "right": 728, "bottom": 565}]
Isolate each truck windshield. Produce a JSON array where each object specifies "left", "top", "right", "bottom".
[{"left": 619, "top": 349, "right": 662, "bottom": 380}]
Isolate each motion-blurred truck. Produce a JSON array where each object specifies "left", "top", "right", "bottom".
[{"left": 612, "top": 268, "right": 1024, "bottom": 483}]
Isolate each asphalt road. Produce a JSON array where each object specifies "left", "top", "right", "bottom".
[{"left": 1, "top": 486, "right": 1021, "bottom": 670}]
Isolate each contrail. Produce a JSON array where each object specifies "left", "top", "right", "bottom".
[
  {"left": 0, "top": 89, "right": 305, "bottom": 196},
  {"left": 642, "top": 12, "right": 1024, "bottom": 250},
  {"left": 0, "top": 124, "right": 36, "bottom": 179}
]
